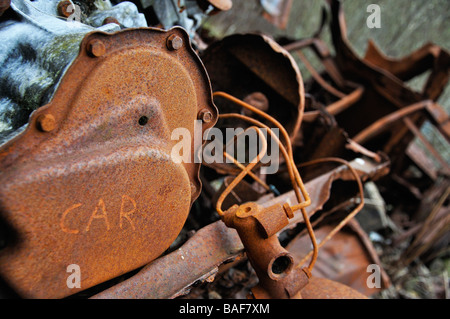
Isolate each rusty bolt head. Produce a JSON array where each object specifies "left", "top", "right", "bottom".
[
  {"left": 166, "top": 34, "right": 183, "bottom": 51},
  {"left": 57, "top": 0, "right": 74, "bottom": 18},
  {"left": 198, "top": 109, "right": 213, "bottom": 123},
  {"left": 36, "top": 114, "right": 56, "bottom": 132},
  {"left": 102, "top": 17, "right": 120, "bottom": 26},
  {"left": 282, "top": 203, "right": 294, "bottom": 219},
  {"left": 87, "top": 39, "right": 106, "bottom": 57}
]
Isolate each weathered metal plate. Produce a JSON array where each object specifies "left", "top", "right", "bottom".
[{"left": 0, "top": 27, "right": 217, "bottom": 298}]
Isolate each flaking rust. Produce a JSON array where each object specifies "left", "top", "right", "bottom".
[{"left": 0, "top": 27, "right": 217, "bottom": 299}]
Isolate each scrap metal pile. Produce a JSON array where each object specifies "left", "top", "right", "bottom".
[{"left": 0, "top": 0, "right": 448, "bottom": 299}]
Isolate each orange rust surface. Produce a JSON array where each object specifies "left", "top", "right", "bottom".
[{"left": 0, "top": 27, "right": 217, "bottom": 298}]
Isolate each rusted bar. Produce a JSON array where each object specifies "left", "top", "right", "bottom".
[
  {"left": 302, "top": 86, "right": 364, "bottom": 122},
  {"left": 352, "top": 100, "right": 432, "bottom": 144},
  {"left": 406, "top": 142, "right": 439, "bottom": 180},
  {"left": 282, "top": 38, "right": 316, "bottom": 52},
  {"left": 283, "top": 38, "right": 346, "bottom": 88},
  {"left": 295, "top": 50, "right": 346, "bottom": 99},
  {"left": 91, "top": 221, "right": 244, "bottom": 299},
  {"left": 403, "top": 117, "right": 450, "bottom": 174}
]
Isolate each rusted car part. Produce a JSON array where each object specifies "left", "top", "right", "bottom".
[
  {"left": 287, "top": 219, "right": 390, "bottom": 296},
  {"left": 204, "top": 89, "right": 391, "bottom": 299},
  {"left": 278, "top": 34, "right": 371, "bottom": 179},
  {"left": 282, "top": 0, "right": 449, "bottom": 150},
  {"left": 326, "top": 0, "right": 450, "bottom": 161},
  {"left": 92, "top": 157, "right": 387, "bottom": 299},
  {"left": 201, "top": 33, "right": 305, "bottom": 142},
  {"left": 352, "top": 100, "right": 450, "bottom": 176},
  {"left": 0, "top": 27, "right": 217, "bottom": 299},
  {"left": 280, "top": 0, "right": 449, "bottom": 209},
  {"left": 221, "top": 202, "right": 310, "bottom": 299},
  {"left": 210, "top": 119, "right": 313, "bottom": 299}
]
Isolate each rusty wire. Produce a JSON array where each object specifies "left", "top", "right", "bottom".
[
  {"left": 213, "top": 91, "right": 319, "bottom": 271},
  {"left": 222, "top": 152, "right": 271, "bottom": 192},
  {"left": 295, "top": 157, "right": 365, "bottom": 269},
  {"left": 213, "top": 91, "right": 311, "bottom": 211},
  {"left": 215, "top": 126, "right": 268, "bottom": 217},
  {"left": 216, "top": 112, "right": 319, "bottom": 271}
]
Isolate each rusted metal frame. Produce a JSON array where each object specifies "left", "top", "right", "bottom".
[
  {"left": 352, "top": 100, "right": 432, "bottom": 145},
  {"left": 351, "top": 99, "right": 450, "bottom": 174},
  {"left": 282, "top": 36, "right": 364, "bottom": 123},
  {"left": 91, "top": 157, "right": 388, "bottom": 299},
  {"left": 283, "top": 37, "right": 346, "bottom": 89},
  {"left": 302, "top": 85, "right": 364, "bottom": 123},
  {"left": 327, "top": 0, "right": 429, "bottom": 112},
  {"left": 327, "top": 0, "right": 449, "bottom": 157},
  {"left": 425, "top": 102, "right": 450, "bottom": 142},
  {"left": 363, "top": 40, "right": 447, "bottom": 83},
  {"left": 403, "top": 117, "right": 450, "bottom": 175},
  {"left": 361, "top": 31, "right": 450, "bottom": 143},
  {"left": 364, "top": 39, "right": 450, "bottom": 106},
  {"left": 295, "top": 49, "right": 346, "bottom": 99}
]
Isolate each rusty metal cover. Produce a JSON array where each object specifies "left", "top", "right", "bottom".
[
  {"left": 201, "top": 33, "right": 305, "bottom": 140},
  {"left": 0, "top": 27, "right": 217, "bottom": 298}
]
